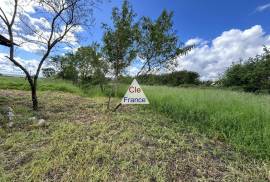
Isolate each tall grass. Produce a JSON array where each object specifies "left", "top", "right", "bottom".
[
  {"left": 101, "top": 84, "right": 270, "bottom": 158},
  {"left": 142, "top": 86, "right": 270, "bottom": 159}
]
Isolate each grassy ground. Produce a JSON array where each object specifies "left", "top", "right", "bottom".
[
  {"left": 0, "top": 76, "right": 83, "bottom": 95},
  {"left": 0, "top": 90, "right": 269, "bottom": 181},
  {"left": 106, "top": 84, "right": 270, "bottom": 159},
  {"left": 1, "top": 76, "right": 270, "bottom": 180},
  {"left": 142, "top": 86, "right": 270, "bottom": 159},
  {"left": 0, "top": 76, "right": 109, "bottom": 98}
]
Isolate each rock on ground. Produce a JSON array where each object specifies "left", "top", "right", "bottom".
[{"left": 37, "top": 119, "right": 47, "bottom": 127}]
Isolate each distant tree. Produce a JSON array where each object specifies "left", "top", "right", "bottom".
[
  {"left": 51, "top": 53, "right": 79, "bottom": 83},
  {"left": 222, "top": 47, "right": 270, "bottom": 93},
  {"left": 51, "top": 44, "right": 108, "bottom": 87},
  {"left": 136, "top": 10, "right": 194, "bottom": 76},
  {"left": 136, "top": 70, "right": 200, "bottom": 86},
  {"left": 42, "top": 68, "right": 56, "bottom": 78},
  {"left": 74, "top": 43, "right": 108, "bottom": 90},
  {"left": 102, "top": 0, "right": 139, "bottom": 80},
  {"left": 0, "top": 0, "right": 99, "bottom": 110},
  {"left": 168, "top": 71, "right": 200, "bottom": 86},
  {"left": 75, "top": 43, "right": 108, "bottom": 84}
]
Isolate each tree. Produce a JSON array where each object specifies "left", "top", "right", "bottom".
[
  {"left": 51, "top": 53, "right": 78, "bottom": 82},
  {"left": 0, "top": 0, "right": 99, "bottom": 110},
  {"left": 222, "top": 47, "right": 270, "bottom": 93},
  {"left": 42, "top": 67, "right": 56, "bottom": 78},
  {"left": 136, "top": 10, "right": 194, "bottom": 76},
  {"left": 51, "top": 43, "right": 108, "bottom": 86},
  {"left": 102, "top": 0, "right": 139, "bottom": 110},
  {"left": 75, "top": 43, "right": 108, "bottom": 85},
  {"left": 102, "top": 0, "right": 139, "bottom": 80}
]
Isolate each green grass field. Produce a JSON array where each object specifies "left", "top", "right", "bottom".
[
  {"left": 143, "top": 86, "right": 270, "bottom": 159},
  {"left": 1, "top": 76, "right": 270, "bottom": 159},
  {"left": 0, "top": 76, "right": 270, "bottom": 180},
  {"left": 0, "top": 76, "right": 83, "bottom": 94}
]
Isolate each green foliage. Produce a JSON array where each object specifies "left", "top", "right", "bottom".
[
  {"left": 51, "top": 54, "right": 79, "bottom": 83},
  {"left": 137, "top": 10, "right": 194, "bottom": 75},
  {"left": 136, "top": 71, "right": 200, "bottom": 86},
  {"left": 51, "top": 43, "right": 108, "bottom": 86},
  {"left": 222, "top": 47, "right": 270, "bottom": 93},
  {"left": 102, "top": 0, "right": 139, "bottom": 79},
  {"left": 74, "top": 43, "right": 108, "bottom": 86},
  {"left": 42, "top": 67, "right": 56, "bottom": 78},
  {"left": 117, "top": 75, "right": 133, "bottom": 84}
]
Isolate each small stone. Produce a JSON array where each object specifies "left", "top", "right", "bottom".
[
  {"left": 7, "top": 111, "right": 15, "bottom": 121},
  {"left": 37, "top": 119, "right": 47, "bottom": 127},
  {"left": 7, "top": 122, "right": 14, "bottom": 128},
  {"left": 7, "top": 107, "right": 13, "bottom": 113},
  {"left": 28, "top": 117, "right": 37, "bottom": 121}
]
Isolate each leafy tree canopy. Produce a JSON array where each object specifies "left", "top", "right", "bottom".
[{"left": 102, "top": 0, "right": 139, "bottom": 79}]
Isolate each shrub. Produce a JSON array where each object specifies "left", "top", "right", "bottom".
[{"left": 222, "top": 47, "right": 270, "bottom": 93}]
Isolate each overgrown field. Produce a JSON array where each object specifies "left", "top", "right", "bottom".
[
  {"left": 0, "top": 90, "right": 269, "bottom": 181},
  {"left": 1, "top": 76, "right": 270, "bottom": 160},
  {"left": 143, "top": 86, "right": 270, "bottom": 159}
]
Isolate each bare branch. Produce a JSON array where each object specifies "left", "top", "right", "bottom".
[
  {"left": 5, "top": 56, "right": 33, "bottom": 83},
  {"left": 0, "top": 7, "right": 9, "bottom": 25},
  {"left": 10, "top": 0, "right": 18, "bottom": 26}
]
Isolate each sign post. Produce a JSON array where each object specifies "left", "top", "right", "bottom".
[
  {"left": 121, "top": 79, "right": 149, "bottom": 105},
  {"left": 113, "top": 79, "right": 149, "bottom": 111}
]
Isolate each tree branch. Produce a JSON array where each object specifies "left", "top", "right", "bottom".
[
  {"left": 5, "top": 56, "right": 33, "bottom": 85},
  {"left": 10, "top": 0, "right": 17, "bottom": 26},
  {"left": 0, "top": 7, "right": 9, "bottom": 26}
]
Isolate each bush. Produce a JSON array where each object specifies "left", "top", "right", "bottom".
[
  {"left": 42, "top": 68, "right": 56, "bottom": 78},
  {"left": 221, "top": 47, "right": 270, "bottom": 93}
]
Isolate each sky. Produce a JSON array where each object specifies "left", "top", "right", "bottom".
[{"left": 1, "top": 0, "right": 270, "bottom": 80}]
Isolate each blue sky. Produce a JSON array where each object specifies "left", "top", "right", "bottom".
[
  {"left": 1, "top": 0, "right": 270, "bottom": 79},
  {"left": 89, "top": 0, "right": 270, "bottom": 44}
]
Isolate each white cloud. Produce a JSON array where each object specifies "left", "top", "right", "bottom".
[
  {"left": 0, "top": 53, "right": 40, "bottom": 76},
  {"left": 177, "top": 25, "right": 270, "bottom": 80},
  {"left": 255, "top": 3, "right": 270, "bottom": 12},
  {"left": 185, "top": 38, "right": 207, "bottom": 46},
  {"left": 0, "top": 0, "right": 82, "bottom": 54},
  {"left": 0, "top": 0, "right": 84, "bottom": 76}
]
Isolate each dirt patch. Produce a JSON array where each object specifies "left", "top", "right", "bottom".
[{"left": 0, "top": 90, "right": 108, "bottom": 125}]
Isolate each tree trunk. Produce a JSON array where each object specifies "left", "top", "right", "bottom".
[{"left": 31, "top": 84, "right": 38, "bottom": 111}]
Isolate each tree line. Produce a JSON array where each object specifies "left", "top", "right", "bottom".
[
  {"left": 42, "top": 45, "right": 200, "bottom": 87},
  {"left": 43, "top": 41, "right": 270, "bottom": 93}
]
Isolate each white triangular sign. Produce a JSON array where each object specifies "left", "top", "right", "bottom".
[{"left": 121, "top": 79, "right": 149, "bottom": 105}]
